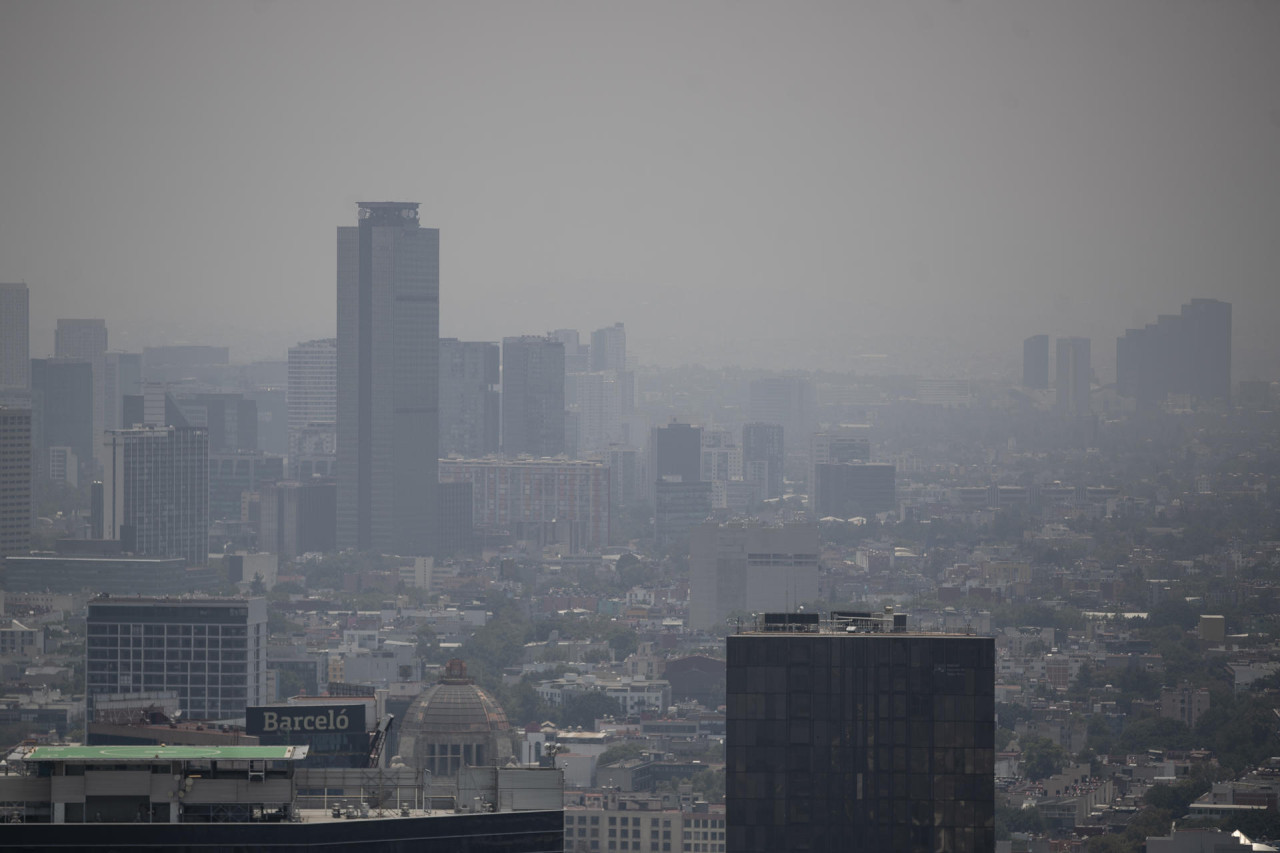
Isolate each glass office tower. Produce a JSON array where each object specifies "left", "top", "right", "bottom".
[{"left": 726, "top": 617, "right": 995, "bottom": 852}]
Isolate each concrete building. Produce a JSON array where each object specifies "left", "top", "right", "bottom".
[
  {"left": 689, "top": 522, "right": 819, "bottom": 631},
  {"left": 102, "top": 426, "right": 210, "bottom": 566},
  {"left": 337, "top": 201, "right": 439, "bottom": 556},
  {"left": 654, "top": 480, "right": 713, "bottom": 547},
  {"left": 440, "top": 458, "right": 609, "bottom": 553},
  {"left": 503, "top": 335, "right": 566, "bottom": 458},
  {"left": 287, "top": 338, "right": 336, "bottom": 478},
  {"left": 440, "top": 339, "right": 500, "bottom": 458},
  {"left": 86, "top": 596, "right": 268, "bottom": 722},
  {"left": 0, "top": 407, "right": 32, "bottom": 555},
  {"left": 726, "top": 614, "right": 995, "bottom": 852},
  {"left": 0, "top": 283, "right": 30, "bottom": 393}
]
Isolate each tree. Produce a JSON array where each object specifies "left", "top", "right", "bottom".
[
  {"left": 598, "top": 742, "right": 646, "bottom": 767},
  {"left": 560, "top": 691, "right": 623, "bottom": 730},
  {"left": 1020, "top": 737, "right": 1068, "bottom": 782}
]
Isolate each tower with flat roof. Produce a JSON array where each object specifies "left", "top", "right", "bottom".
[
  {"left": 727, "top": 614, "right": 995, "bottom": 852},
  {"left": 337, "top": 202, "right": 440, "bottom": 555}
]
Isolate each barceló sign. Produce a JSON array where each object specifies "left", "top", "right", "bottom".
[
  {"left": 261, "top": 708, "right": 350, "bottom": 733},
  {"left": 246, "top": 704, "right": 367, "bottom": 741}
]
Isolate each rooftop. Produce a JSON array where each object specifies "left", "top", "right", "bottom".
[{"left": 18, "top": 745, "right": 307, "bottom": 763}]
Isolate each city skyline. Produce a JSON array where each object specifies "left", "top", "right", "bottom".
[{"left": 2, "top": 2, "right": 1278, "bottom": 380}]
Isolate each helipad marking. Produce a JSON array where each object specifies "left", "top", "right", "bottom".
[{"left": 95, "top": 746, "right": 225, "bottom": 758}]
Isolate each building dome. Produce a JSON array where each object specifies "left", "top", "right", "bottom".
[{"left": 397, "top": 659, "right": 513, "bottom": 777}]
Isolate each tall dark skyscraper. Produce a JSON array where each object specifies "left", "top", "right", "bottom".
[
  {"left": 727, "top": 615, "right": 995, "bottom": 852},
  {"left": 1117, "top": 298, "right": 1232, "bottom": 407},
  {"left": 337, "top": 202, "right": 439, "bottom": 556},
  {"left": 501, "top": 335, "right": 565, "bottom": 458},
  {"left": 1054, "top": 337, "right": 1091, "bottom": 416},
  {"left": 1022, "top": 334, "right": 1049, "bottom": 389}
]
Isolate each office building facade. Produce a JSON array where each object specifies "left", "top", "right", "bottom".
[
  {"left": 689, "top": 522, "right": 819, "bottom": 631},
  {"left": 440, "top": 458, "right": 609, "bottom": 552},
  {"left": 337, "top": 201, "right": 440, "bottom": 556},
  {"left": 440, "top": 338, "right": 501, "bottom": 458},
  {"left": 86, "top": 596, "right": 268, "bottom": 721},
  {"left": 502, "top": 336, "right": 566, "bottom": 458},
  {"left": 0, "top": 407, "right": 32, "bottom": 555},
  {"left": 102, "top": 426, "right": 210, "bottom": 566},
  {"left": 726, "top": 620, "right": 995, "bottom": 852}
]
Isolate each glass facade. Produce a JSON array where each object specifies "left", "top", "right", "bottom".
[{"left": 726, "top": 633, "right": 995, "bottom": 852}]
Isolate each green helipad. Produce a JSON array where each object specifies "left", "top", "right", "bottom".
[{"left": 22, "top": 745, "right": 306, "bottom": 762}]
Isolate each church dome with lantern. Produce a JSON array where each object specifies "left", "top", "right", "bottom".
[{"left": 397, "top": 659, "right": 514, "bottom": 777}]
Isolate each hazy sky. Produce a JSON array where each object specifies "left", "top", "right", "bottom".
[{"left": 2, "top": 1, "right": 1278, "bottom": 380}]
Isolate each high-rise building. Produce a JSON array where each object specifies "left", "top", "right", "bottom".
[
  {"left": 1022, "top": 334, "right": 1049, "bottom": 389},
  {"left": 589, "top": 322, "right": 626, "bottom": 372},
  {"left": 742, "top": 422, "right": 784, "bottom": 500},
  {"left": 810, "top": 424, "right": 871, "bottom": 495},
  {"left": 812, "top": 462, "right": 896, "bottom": 519},
  {"left": 0, "top": 283, "right": 30, "bottom": 392},
  {"left": 1117, "top": 299, "right": 1231, "bottom": 407},
  {"left": 337, "top": 202, "right": 439, "bottom": 556},
  {"left": 550, "top": 328, "right": 590, "bottom": 375},
  {"left": 86, "top": 596, "right": 268, "bottom": 721},
  {"left": 171, "top": 392, "right": 258, "bottom": 452},
  {"left": 649, "top": 421, "right": 701, "bottom": 490},
  {"left": 0, "top": 407, "right": 32, "bottom": 555},
  {"left": 1054, "top": 337, "right": 1091, "bottom": 416},
  {"left": 726, "top": 614, "right": 995, "bottom": 852},
  {"left": 259, "top": 480, "right": 336, "bottom": 559},
  {"left": 30, "top": 358, "right": 95, "bottom": 481},
  {"left": 501, "top": 336, "right": 565, "bottom": 458},
  {"left": 689, "top": 521, "right": 818, "bottom": 631},
  {"left": 439, "top": 339, "right": 500, "bottom": 458},
  {"left": 55, "top": 318, "right": 108, "bottom": 361},
  {"left": 1182, "top": 298, "right": 1232, "bottom": 404},
  {"left": 101, "top": 426, "right": 210, "bottom": 566},
  {"left": 287, "top": 339, "right": 337, "bottom": 470},
  {"left": 102, "top": 352, "right": 142, "bottom": 430},
  {"left": 749, "top": 376, "right": 816, "bottom": 484}
]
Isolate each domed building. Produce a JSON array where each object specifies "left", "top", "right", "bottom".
[{"left": 397, "top": 659, "right": 514, "bottom": 778}]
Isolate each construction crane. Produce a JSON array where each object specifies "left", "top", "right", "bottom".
[{"left": 367, "top": 714, "right": 394, "bottom": 769}]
